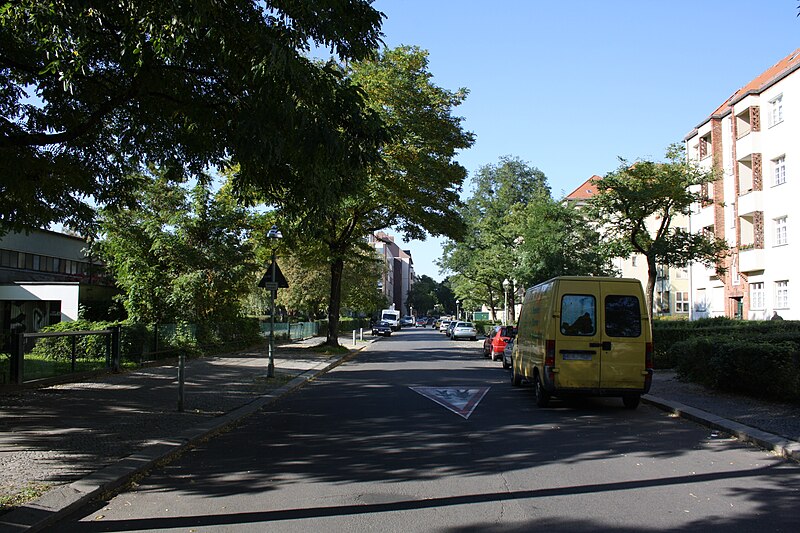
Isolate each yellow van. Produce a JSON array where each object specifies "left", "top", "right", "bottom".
[{"left": 511, "top": 276, "right": 653, "bottom": 409}]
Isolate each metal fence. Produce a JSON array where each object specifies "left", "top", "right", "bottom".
[
  {"left": 261, "top": 321, "right": 319, "bottom": 340},
  {"left": 3, "top": 328, "right": 120, "bottom": 384}
]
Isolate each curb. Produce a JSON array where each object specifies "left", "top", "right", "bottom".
[
  {"left": 642, "top": 394, "right": 800, "bottom": 462},
  {"left": 0, "top": 341, "right": 374, "bottom": 533}
]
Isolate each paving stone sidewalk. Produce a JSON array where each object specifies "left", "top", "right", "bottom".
[{"left": 0, "top": 335, "right": 368, "bottom": 521}]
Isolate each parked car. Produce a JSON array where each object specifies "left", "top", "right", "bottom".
[
  {"left": 400, "top": 316, "right": 415, "bottom": 327},
  {"left": 415, "top": 317, "right": 427, "bottom": 327},
  {"left": 439, "top": 320, "right": 451, "bottom": 332},
  {"left": 485, "top": 325, "right": 517, "bottom": 361},
  {"left": 426, "top": 317, "right": 436, "bottom": 326},
  {"left": 446, "top": 321, "right": 457, "bottom": 337},
  {"left": 502, "top": 338, "right": 514, "bottom": 369},
  {"left": 451, "top": 321, "right": 478, "bottom": 341},
  {"left": 371, "top": 320, "right": 392, "bottom": 337}
]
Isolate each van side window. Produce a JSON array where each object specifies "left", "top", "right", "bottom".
[
  {"left": 605, "top": 295, "right": 642, "bottom": 337},
  {"left": 560, "top": 295, "right": 596, "bottom": 336}
]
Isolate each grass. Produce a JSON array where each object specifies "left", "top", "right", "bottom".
[{"left": 0, "top": 482, "right": 52, "bottom": 514}]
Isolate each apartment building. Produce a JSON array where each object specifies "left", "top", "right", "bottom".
[
  {"left": 685, "top": 48, "right": 799, "bottom": 320},
  {"left": 564, "top": 178, "right": 690, "bottom": 318},
  {"left": 367, "top": 231, "right": 415, "bottom": 315}
]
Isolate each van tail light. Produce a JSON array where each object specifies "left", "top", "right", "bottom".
[
  {"left": 545, "top": 339, "right": 556, "bottom": 367},
  {"left": 545, "top": 339, "right": 556, "bottom": 383}
]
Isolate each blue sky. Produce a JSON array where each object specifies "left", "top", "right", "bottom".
[{"left": 374, "top": 0, "right": 800, "bottom": 280}]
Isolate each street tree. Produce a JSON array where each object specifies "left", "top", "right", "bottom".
[
  {"left": 98, "top": 169, "right": 255, "bottom": 337},
  {"left": 439, "top": 157, "right": 550, "bottom": 322},
  {"left": 406, "top": 275, "right": 439, "bottom": 316},
  {"left": 587, "top": 144, "right": 729, "bottom": 318},
  {"left": 272, "top": 46, "right": 474, "bottom": 346},
  {"left": 0, "top": 0, "right": 385, "bottom": 236}
]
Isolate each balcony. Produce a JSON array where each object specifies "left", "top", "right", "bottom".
[
  {"left": 691, "top": 204, "right": 715, "bottom": 231},
  {"left": 737, "top": 190, "right": 763, "bottom": 216},
  {"left": 736, "top": 131, "right": 760, "bottom": 163},
  {"left": 738, "top": 247, "right": 764, "bottom": 273}
]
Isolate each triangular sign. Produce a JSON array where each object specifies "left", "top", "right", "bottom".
[
  {"left": 258, "top": 260, "right": 289, "bottom": 288},
  {"left": 410, "top": 387, "right": 490, "bottom": 419}
]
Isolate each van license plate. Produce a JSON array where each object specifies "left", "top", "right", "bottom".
[{"left": 562, "top": 352, "right": 593, "bottom": 361}]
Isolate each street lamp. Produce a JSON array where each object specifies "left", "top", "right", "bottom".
[
  {"left": 267, "top": 224, "right": 282, "bottom": 378},
  {"left": 503, "top": 278, "right": 510, "bottom": 326},
  {"left": 455, "top": 299, "right": 460, "bottom": 321}
]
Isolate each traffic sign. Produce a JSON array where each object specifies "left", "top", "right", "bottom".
[{"left": 262, "top": 281, "right": 278, "bottom": 291}]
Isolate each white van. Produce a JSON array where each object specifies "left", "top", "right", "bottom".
[
  {"left": 380, "top": 309, "right": 401, "bottom": 331},
  {"left": 511, "top": 276, "right": 653, "bottom": 409}
]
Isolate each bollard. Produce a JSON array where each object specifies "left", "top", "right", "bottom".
[
  {"left": 353, "top": 330, "right": 356, "bottom": 346},
  {"left": 360, "top": 328, "right": 363, "bottom": 341}
]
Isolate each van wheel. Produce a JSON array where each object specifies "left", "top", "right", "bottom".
[
  {"left": 622, "top": 394, "right": 640, "bottom": 409},
  {"left": 502, "top": 357, "right": 510, "bottom": 370},
  {"left": 510, "top": 363, "right": 522, "bottom": 387},
  {"left": 534, "top": 374, "right": 550, "bottom": 407}
]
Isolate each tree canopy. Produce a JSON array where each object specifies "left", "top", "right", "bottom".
[
  {"left": 270, "top": 46, "right": 474, "bottom": 345},
  {"left": 588, "top": 144, "right": 729, "bottom": 317},
  {"left": 0, "top": 0, "right": 385, "bottom": 235},
  {"left": 439, "top": 156, "right": 612, "bottom": 322}
]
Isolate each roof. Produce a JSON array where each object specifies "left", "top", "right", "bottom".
[
  {"left": 565, "top": 176, "right": 601, "bottom": 201},
  {"left": 694, "top": 48, "right": 800, "bottom": 130}
]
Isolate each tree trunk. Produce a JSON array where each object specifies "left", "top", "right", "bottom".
[
  {"left": 645, "top": 256, "right": 657, "bottom": 321},
  {"left": 326, "top": 257, "right": 345, "bottom": 347},
  {"left": 487, "top": 285, "right": 496, "bottom": 321}
]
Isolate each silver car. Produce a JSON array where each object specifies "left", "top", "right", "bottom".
[{"left": 451, "top": 321, "right": 478, "bottom": 341}]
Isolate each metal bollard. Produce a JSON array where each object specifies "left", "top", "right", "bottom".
[{"left": 353, "top": 330, "right": 356, "bottom": 346}]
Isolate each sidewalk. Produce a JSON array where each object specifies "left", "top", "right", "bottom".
[
  {"left": 0, "top": 335, "right": 372, "bottom": 533},
  {"left": 1, "top": 343, "right": 798, "bottom": 532}
]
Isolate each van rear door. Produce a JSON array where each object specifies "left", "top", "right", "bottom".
[
  {"left": 599, "top": 283, "right": 647, "bottom": 389},
  {"left": 554, "top": 279, "right": 601, "bottom": 390}
]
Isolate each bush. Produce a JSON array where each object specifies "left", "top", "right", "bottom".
[{"left": 671, "top": 335, "right": 800, "bottom": 402}]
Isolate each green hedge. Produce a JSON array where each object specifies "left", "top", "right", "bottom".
[{"left": 653, "top": 318, "right": 800, "bottom": 403}]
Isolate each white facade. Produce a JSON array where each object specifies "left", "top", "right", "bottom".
[
  {"left": 685, "top": 49, "right": 800, "bottom": 320},
  {"left": 1, "top": 228, "right": 103, "bottom": 334},
  {"left": 367, "top": 232, "right": 414, "bottom": 315}
]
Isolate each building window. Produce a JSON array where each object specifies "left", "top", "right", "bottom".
[
  {"left": 675, "top": 292, "right": 689, "bottom": 313},
  {"left": 631, "top": 256, "right": 637, "bottom": 267},
  {"left": 775, "top": 216, "right": 788, "bottom": 246},
  {"left": 675, "top": 267, "right": 688, "bottom": 279},
  {"left": 769, "top": 94, "right": 783, "bottom": 127},
  {"left": 775, "top": 280, "right": 789, "bottom": 309},
  {"left": 773, "top": 155, "right": 786, "bottom": 186},
  {"left": 750, "top": 282, "right": 765, "bottom": 310}
]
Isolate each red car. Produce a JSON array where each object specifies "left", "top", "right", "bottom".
[{"left": 483, "top": 325, "right": 516, "bottom": 361}]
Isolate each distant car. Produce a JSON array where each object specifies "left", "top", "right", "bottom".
[
  {"left": 439, "top": 320, "right": 451, "bottom": 332},
  {"left": 485, "top": 325, "right": 517, "bottom": 361},
  {"left": 415, "top": 317, "right": 427, "bottom": 327},
  {"left": 502, "top": 338, "right": 514, "bottom": 369},
  {"left": 451, "top": 321, "right": 478, "bottom": 341},
  {"left": 426, "top": 317, "right": 436, "bottom": 326},
  {"left": 400, "top": 316, "right": 415, "bottom": 327},
  {"left": 371, "top": 320, "right": 392, "bottom": 337},
  {"left": 446, "top": 321, "right": 457, "bottom": 337}
]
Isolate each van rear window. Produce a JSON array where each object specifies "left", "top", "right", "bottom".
[
  {"left": 560, "top": 295, "right": 596, "bottom": 336},
  {"left": 605, "top": 295, "right": 642, "bottom": 337}
]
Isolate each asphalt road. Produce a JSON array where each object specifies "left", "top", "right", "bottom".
[{"left": 48, "top": 328, "right": 800, "bottom": 532}]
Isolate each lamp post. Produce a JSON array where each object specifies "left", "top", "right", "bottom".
[
  {"left": 503, "top": 278, "right": 510, "bottom": 326},
  {"left": 455, "top": 299, "right": 460, "bottom": 321},
  {"left": 267, "top": 224, "right": 282, "bottom": 378}
]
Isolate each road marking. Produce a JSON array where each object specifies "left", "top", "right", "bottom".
[{"left": 409, "top": 387, "right": 490, "bottom": 419}]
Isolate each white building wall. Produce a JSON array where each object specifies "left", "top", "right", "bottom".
[
  {"left": 0, "top": 282, "right": 80, "bottom": 322},
  {"left": 687, "top": 56, "right": 800, "bottom": 320}
]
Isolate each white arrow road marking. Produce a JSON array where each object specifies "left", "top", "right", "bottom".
[{"left": 409, "top": 387, "right": 490, "bottom": 419}]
